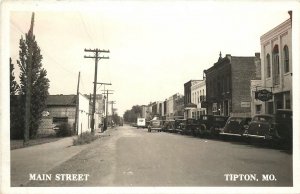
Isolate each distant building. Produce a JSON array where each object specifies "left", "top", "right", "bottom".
[
  {"left": 166, "top": 93, "right": 184, "bottom": 120},
  {"left": 258, "top": 11, "right": 292, "bottom": 114},
  {"left": 85, "top": 94, "right": 105, "bottom": 130},
  {"left": 204, "top": 52, "right": 261, "bottom": 117},
  {"left": 191, "top": 79, "right": 207, "bottom": 119},
  {"left": 250, "top": 80, "right": 263, "bottom": 117},
  {"left": 184, "top": 80, "right": 201, "bottom": 118}
]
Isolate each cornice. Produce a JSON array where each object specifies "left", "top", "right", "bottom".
[{"left": 260, "top": 19, "right": 291, "bottom": 43}]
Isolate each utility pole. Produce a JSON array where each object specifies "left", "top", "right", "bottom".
[
  {"left": 102, "top": 89, "right": 113, "bottom": 130},
  {"left": 109, "top": 101, "right": 116, "bottom": 116},
  {"left": 95, "top": 82, "right": 111, "bottom": 132},
  {"left": 84, "top": 48, "right": 110, "bottom": 133},
  {"left": 75, "top": 72, "right": 80, "bottom": 135}
]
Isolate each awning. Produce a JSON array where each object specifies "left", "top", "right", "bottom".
[{"left": 184, "top": 103, "right": 197, "bottom": 110}]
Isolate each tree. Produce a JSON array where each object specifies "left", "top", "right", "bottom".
[
  {"left": 10, "top": 58, "right": 22, "bottom": 139},
  {"left": 17, "top": 13, "right": 50, "bottom": 139},
  {"left": 10, "top": 58, "right": 19, "bottom": 95},
  {"left": 123, "top": 105, "right": 142, "bottom": 123}
]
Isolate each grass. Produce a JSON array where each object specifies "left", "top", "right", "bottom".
[
  {"left": 73, "top": 132, "right": 99, "bottom": 146},
  {"left": 10, "top": 137, "right": 64, "bottom": 150}
]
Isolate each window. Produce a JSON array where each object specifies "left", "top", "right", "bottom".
[
  {"left": 256, "top": 105, "right": 262, "bottom": 114},
  {"left": 267, "top": 102, "right": 274, "bottom": 114},
  {"left": 285, "top": 92, "right": 291, "bottom": 109},
  {"left": 272, "top": 45, "right": 280, "bottom": 85},
  {"left": 53, "top": 117, "right": 68, "bottom": 124},
  {"left": 283, "top": 45, "right": 289, "bottom": 73},
  {"left": 266, "top": 54, "right": 271, "bottom": 78}
]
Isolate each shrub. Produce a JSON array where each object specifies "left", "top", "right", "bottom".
[
  {"left": 73, "top": 132, "right": 98, "bottom": 145},
  {"left": 55, "top": 123, "right": 74, "bottom": 137}
]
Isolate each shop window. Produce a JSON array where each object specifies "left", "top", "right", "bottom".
[
  {"left": 285, "top": 92, "right": 291, "bottom": 109},
  {"left": 267, "top": 102, "right": 274, "bottom": 114},
  {"left": 283, "top": 45, "right": 289, "bottom": 73},
  {"left": 256, "top": 105, "right": 262, "bottom": 114}
]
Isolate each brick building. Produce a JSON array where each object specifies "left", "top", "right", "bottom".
[{"left": 203, "top": 52, "right": 261, "bottom": 117}]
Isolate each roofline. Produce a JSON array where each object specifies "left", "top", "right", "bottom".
[{"left": 260, "top": 18, "right": 291, "bottom": 42}]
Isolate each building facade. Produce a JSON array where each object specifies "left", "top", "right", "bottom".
[
  {"left": 184, "top": 80, "right": 201, "bottom": 118},
  {"left": 250, "top": 80, "right": 263, "bottom": 117},
  {"left": 165, "top": 93, "right": 184, "bottom": 120},
  {"left": 38, "top": 94, "right": 91, "bottom": 136},
  {"left": 191, "top": 79, "right": 207, "bottom": 119},
  {"left": 204, "top": 53, "right": 261, "bottom": 117},
  {"left": 259, "top": 11, "right": 292, "bottom": 114}
]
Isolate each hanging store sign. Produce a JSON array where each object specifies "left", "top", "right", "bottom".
[{"left": 255, "top": 89, "right": 273, "bottom": 101}]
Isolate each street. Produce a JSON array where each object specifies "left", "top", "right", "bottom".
[{"left": 19, "top": 125, "right": 292, "bottom": 187}]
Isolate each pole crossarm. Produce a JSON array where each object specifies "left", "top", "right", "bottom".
[
  {"left": 84, "top": 48, "right": 110, "bottom": 53},
  {"left": 94, "top": 82, "right": 111, "bottom": 85}
]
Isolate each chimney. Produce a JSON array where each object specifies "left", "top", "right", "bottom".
[
  {"left": 225, "top": 54, "right": 231, "bottom": 61},
  {"left": 288, "top": 10, "right": 292, "bottom": 20},
  {"left": 255, "top": 52, "right": 260, "bottom": 58}
]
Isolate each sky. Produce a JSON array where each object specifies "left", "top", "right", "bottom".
[{"left": 6, "top": 0, "right": 298, "bottom": 116}]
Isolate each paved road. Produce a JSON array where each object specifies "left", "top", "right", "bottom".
[{"left": 25, "top": 125, "right": 292, "bottom": 187}]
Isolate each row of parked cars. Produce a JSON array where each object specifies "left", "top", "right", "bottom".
[{"left": 147, "top": 109, "right": 292, "bottom": 148}]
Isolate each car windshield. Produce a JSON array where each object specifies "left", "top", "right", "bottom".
[
  {"left": 215, "top": 117, "right": 226, "bottom": 121},
  {"left": 228, "top": 118, "right": 243, "bottom": 124},
  {"left": 253, "top": 116, "right": 274, "bottom": 122}
]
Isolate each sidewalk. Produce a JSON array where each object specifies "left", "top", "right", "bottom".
[{"left": 11, "top": 135, "right": 89, "bottom": 186}]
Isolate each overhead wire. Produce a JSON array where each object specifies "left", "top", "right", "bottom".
[{"left": 10, "top": 19, "right": 78, "bottom": 79}]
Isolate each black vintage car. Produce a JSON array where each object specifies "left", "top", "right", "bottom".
[
  {"left": 198, "top": 115, "right": 229, "bottom": 137},
  {"left": 174, "top": 119, "right": 186, "bottom": 134},
  {"left": 273, "top": 109, "right": 293, "bottom": 147},
  {"left": 162, "top": 120, "right": 175, "bottom": 133},
  {"left": 148, "top": 119, "right": 163, "bottom": 132},
  {"left": 219, "top": 117, "right": 252, "bottom": 139},
  {"left": 243, "top": 114, "right": 275, "bottom": 140},
  {"left": 181, "top": 118, "right": 199, "bottom": 136}
]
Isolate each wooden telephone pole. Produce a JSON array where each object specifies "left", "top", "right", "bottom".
[
  {"left": 84, "top": 48, "right": 109, "bottom": 133},
  {"left": 109, "top": 101, "right": 116, "bottom": 116},
  {"left": 102, "top": 89, "right": 113, "bottom": 130}
]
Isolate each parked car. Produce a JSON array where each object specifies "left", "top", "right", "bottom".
[
  {"left": 273, "top": 109, "right": 293, "bottom": 148},
  {"left": 243, "top": 114, "right": 275, "bottom": 140},
  {"left": 162, "top": 120, "right": 175, "bottom": 133},
  {"left": 182, "top": 118, "right": 199, "bottom": 136},
  {"left": 174, "top": 119, "right": 186, "bottom": 133},
  {"left": 148, "top": 119, "right": 163, "bottom": 132},
  {"left": 198, "top": 115, "right": 229, "bottom": 137},
  {"left": 219, "top": 117, "right": 252, "bottom": 139}
]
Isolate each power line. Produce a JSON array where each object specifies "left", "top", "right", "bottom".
[
  {"left": 11, "top": 20, "right": 78, "bottom": 79},
  {"left": 78, "top": 13, "right": 94, "bottom": 46}
]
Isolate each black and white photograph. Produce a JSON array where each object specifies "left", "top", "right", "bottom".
[{"left": 0, "top": 0, "right": 299, "bottom": 194}]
